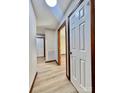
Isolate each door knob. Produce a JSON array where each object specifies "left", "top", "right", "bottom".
[{"left": 70, "top": 52, "right": 72, "bottom": 54}]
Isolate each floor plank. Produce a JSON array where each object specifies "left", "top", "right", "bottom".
[{"left": 32, "top": 55, "right": 78, "bottom": 93}]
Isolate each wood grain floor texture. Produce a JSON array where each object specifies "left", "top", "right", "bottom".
[{"left": 32, "top": 55, "right": 78, "bottom": 93}]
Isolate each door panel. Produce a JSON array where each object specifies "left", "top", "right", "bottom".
[
  {"left": 69, "top": 0, "right": 91, "bottom": 93},
  {"left": 79, "top": 23, "right": 85, "bottom": 50},
  {"left": 80, "top": 60, "right": 86, "bottom": 88}
]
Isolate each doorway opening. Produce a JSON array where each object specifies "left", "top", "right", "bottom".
[
  {"left": 36, "top": 34, "right": 46, "bottom": 63},
  {"left": 60, "top": 26, "right": 66, "bottom": 65},
  {"left": 58, "top": 21, "right": 67, "bottom": 72}
]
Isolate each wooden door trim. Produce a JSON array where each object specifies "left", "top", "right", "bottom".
[
  {"left": 29, "top": 72, "right": 38, "bottom": 93},
  {"left": 58, "top": 29, "right": 61, "bottom": 65},
  {"left": 58, "top": 21, "right": 66, "bottom": 65},
  {"left": 58, "top": 21, "right": 68, "bottom": 78},
  {"left": 68, "top": 0, "right": 95, "bottom": 93},
  {"left": 91, "top": 0, "right": 95, "bottom": 93},
  {"left": 43, "top": 36, "right": 46, "bottom": 57}
]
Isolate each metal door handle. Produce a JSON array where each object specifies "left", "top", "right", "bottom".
[{"left": 70, "top": 52, "right": 72, "bottom": 54}]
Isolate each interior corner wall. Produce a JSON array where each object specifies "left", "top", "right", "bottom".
[{"left": 29, "top": 0, "right": 37, "bottom": 90}]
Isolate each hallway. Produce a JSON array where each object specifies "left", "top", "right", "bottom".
[
  {"left": 31, "top": 55, "right": 78, "bottom": 93},
  {"left": 29, "top": 0, "right": 94, "bottom": 93}
]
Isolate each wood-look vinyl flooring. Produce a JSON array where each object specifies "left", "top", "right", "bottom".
[{"left": 32, "top": 55, "right": 78, "bottom": 93}]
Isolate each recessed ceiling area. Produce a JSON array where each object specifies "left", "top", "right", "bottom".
[{"left": 32, "top": 0, "right": 72, "bottom": 30}]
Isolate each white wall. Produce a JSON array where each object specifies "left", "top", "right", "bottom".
[
  {"left": 36, "top": 38, "right": 44, "bottom": 57},
  {"left": 45, "top": 30, "right": 57, "bottom": 61},
  {"left": 37, "top": 26, "right": 46, "bottom": 34},
  {"left": 37, "top": 27, "right": 57, "bottom": 61},
  {"left": 29, "top": 0, "right": 37, "bottom": 90}
]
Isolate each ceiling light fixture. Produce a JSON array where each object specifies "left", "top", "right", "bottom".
[{"left": 45, "top": 0, "right": 57, "bottom": 7}]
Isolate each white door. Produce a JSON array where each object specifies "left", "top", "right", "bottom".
[
  {"left": 69, "top": 0, "right": 92, "bottom": 93},
  {"left": 36, "top": 38, "right": 44, "bottom": 57}
]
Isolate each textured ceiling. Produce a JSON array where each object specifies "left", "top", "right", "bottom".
[{"left": 32, "top": 0, "right": 72, "bottom": 30}]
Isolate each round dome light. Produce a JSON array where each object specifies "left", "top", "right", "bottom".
[{"left": 45, "top": 0, "right": 57, "bottom": 7}]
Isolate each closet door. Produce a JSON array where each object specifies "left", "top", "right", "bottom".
[{"left": 69, "top": 0, "right": 92, "bottom": 93}]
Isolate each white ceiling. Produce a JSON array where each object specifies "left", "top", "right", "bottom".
[{"left": 32, "top": 0, "right": 72, "bottom": 30}]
